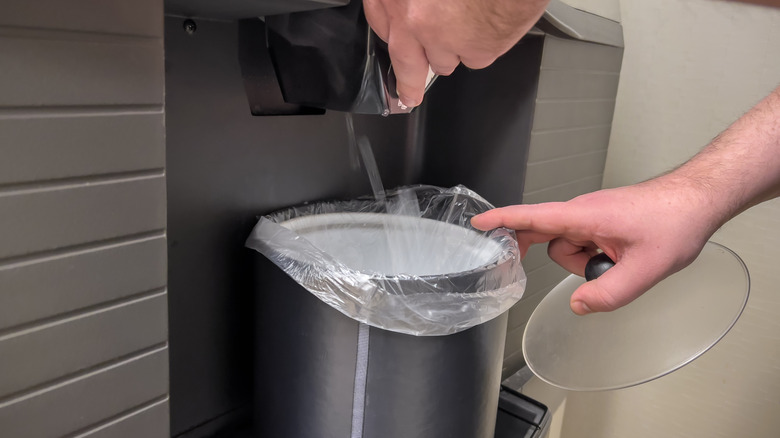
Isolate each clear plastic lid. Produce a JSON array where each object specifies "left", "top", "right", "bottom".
[{"left": 523, "top": 241, "right": 749, "bottom": 391}]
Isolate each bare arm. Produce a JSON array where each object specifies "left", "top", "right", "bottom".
[
  {"left": 672, "top": 87, "right": 780, "bottom": 219},
  {"left": 729, "top": 0, "right": 780, "bottom": 7},
  {"left": 472, "top": 86, "right": 780, "bottom": 314}
]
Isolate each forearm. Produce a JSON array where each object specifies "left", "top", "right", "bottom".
[
  {"left": 728, "top": 0, "right": 780, "bottom": 7},
  {"left": 472, "top": 86, "right": 780, "bottom": 313},
  {"left": 658, "top": 85, "right": 780, "bottom": 232}
]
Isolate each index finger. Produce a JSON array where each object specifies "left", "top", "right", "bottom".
[{"left": 471, "top": 204, "right": 576, "bottom": 235}]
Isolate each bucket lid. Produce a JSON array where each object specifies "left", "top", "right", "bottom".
[{"left": 522, "top": 241, "right": 749, "bottom": 391}]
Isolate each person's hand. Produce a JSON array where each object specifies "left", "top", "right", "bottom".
[
  {"left": 472, "top": 85, "right": 780, "bottom": 315},
  {"left": 471, "top": 177, "right": 722, "bottom": 315},
  {"left": 363, "top": 0, "right": 550, "bottom": 107}
]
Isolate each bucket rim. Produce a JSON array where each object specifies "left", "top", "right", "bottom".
[{"left": 277, "top": 211, "right": 518, "bottom": 290}]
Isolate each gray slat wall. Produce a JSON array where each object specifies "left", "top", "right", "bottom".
[
  {"left": 0, "top": 1, "right": 169, "bottom": 437},
  {"left": 502, "top": 35, "right": 624, "bottom": 377}
]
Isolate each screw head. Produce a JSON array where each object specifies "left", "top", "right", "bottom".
[{"left": 183, "top": 19, "right": 197, "bottom": 35}]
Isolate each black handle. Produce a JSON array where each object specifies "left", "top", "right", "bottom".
[{"left": 585, "top": 253, "right": 616, "bottom": 281}]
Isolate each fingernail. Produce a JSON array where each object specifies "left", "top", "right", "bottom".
[
  {"left": 398, "top": 96, "right": 417, "bottom": 109},
  {"left": 572, "top": 300, "right": 592, "bottom": 315}
]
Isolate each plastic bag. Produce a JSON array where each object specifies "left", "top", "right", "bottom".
[
  {"left": 266, "top": 0, "right": 431, "bottom": 115},
  {"left": 246, "top": 185, "right": 526, "bottom": 336},
  {"left": 265, "top": 0, "right": 390, "bottom": 114}
]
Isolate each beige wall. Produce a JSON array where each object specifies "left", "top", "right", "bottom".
[{"left": 526, "top": 0, "right": 780, "bottom": 436}]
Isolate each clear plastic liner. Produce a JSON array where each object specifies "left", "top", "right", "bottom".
[{"left": 246, "top": 185, "right": 526, "bottom": 336}]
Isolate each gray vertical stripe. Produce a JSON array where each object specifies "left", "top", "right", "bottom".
[{"left": 350, "top": 323, "right": 370, "bottom": 438}]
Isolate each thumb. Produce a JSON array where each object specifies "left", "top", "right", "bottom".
[{"left": 569, "top": 257, "right": 662, "bottom": 315}]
